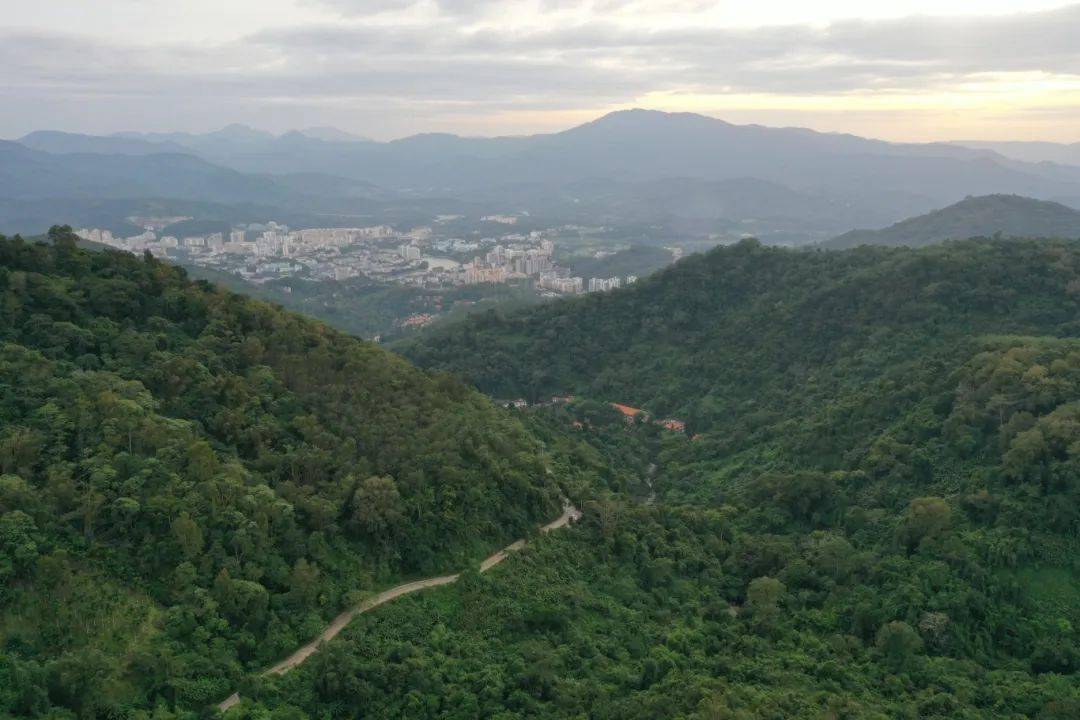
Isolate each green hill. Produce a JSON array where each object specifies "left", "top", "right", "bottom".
[
  {"left": 6, "top": 227, "right": 1080, "bottom": 719},
  {"left": 567, "top": 245, "right": 674, "bottom": 280},
  {"left": 260, "top": 237, "right": 1080, "bottom": 718},
  {"left": 0, "top": 227, "right": 560, "bottom": 714},
  {"left": 401, "top": 237, "right": 1080, "bottom": 429},
  {"left": 825, "top": 194, "right": 1080, "bottom": 249}
]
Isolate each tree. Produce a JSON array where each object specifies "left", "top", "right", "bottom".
[
  {"left": 289, "top": 558, "right": 320, "bottom": 608},
  {"left": 876, "top": 621, "right": 923, "bottom": 670},
  {"left": 745, "top": 576, "right": 785, "bottom": 627},
  {"left": 171, "top": 512, "right": 204, "bottom": 560},
  {"left": 351, "top": 476, "right": 404, "bottom": 537},
  {"left": 899, "top": 497, "right": 951, "bottom": 551},
  {"left": 0, "top": 511, "right": 39, "bottom": 586}
]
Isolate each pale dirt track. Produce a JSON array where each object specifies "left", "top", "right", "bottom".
[{"left": 217, "top": 503, "right": 581, "bottom": 712}]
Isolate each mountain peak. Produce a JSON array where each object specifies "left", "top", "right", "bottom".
[
  {"left": 570, "top": 108, "right": 733, "bottom": 133},
  {"left": 211, "top": 123, "right": 274, "bottom": 142}
]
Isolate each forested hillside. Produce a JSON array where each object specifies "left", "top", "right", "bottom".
[
  {"left": 244, "top": 238, "right": 1080, "bottom": 718},
  {"left": 186, "top": 266, "right": 544, "bottom": 341},
  {"left": 5, "top": 229, "right": 1079, "bottom": 719},
  {"left": 825, "top": 195, "right": 1080, "bottom": 249},
  {"left": 567, "top": 246, "right": 674, "bottom": 281},
  {"left": 0, "top": 228, "right": 560, "bottom": 715},
  {"left": 402, "top": 238, "right": 1080, "bottom": 432}
]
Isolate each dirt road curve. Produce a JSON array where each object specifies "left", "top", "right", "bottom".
[{"left": 217, "top": 502, "right": 581, "bottom": 712}]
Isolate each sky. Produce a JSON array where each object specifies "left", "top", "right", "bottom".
[{"left": 3, "top": 1, "right": 1080, "bottom": 142}]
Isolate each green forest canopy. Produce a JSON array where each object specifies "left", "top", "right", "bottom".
[
  {"left": 254, "top": 237, "right": 1080, "bottom": 719},
  {"left": 0, "top": 227, "right": 560, "bottom": 715},
  {"left": 2, "top": 228, "right": 1079, "bottom": 719}
]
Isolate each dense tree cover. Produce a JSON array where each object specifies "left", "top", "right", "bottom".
[
  {"left": 231, "top": 332, "right": 1080, "bottom": 717},
  {"left": 362, "top": 237, "right": 1080, "bottom": 717},
  {"left": 825, "top": 195, "right": 1080, "bottom": 249},
  {"left": 0, "top": 227, "right": 560, "bottom": 716},
  {"left": 238, "top": 496, "right": 1079, "bottom": 719},
  {"left": 187, "top": 266, "right": 544, "bottom": 341},
  {"left": 5, "top": 228, "right": 1080, "bottom": 719},
  {"left": 401, "top": 238, "right": 1080, "bottom": 435},
  {"left": 565, "top": 245, "right": 674, "bottom": 281}
]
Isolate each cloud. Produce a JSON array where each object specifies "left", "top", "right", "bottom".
[
  {"left": 246, "top": 4, "right": 1080, "bottom": 95},
  {"left": 2, "top": 3, "right": 1080, "bottom": 137}
]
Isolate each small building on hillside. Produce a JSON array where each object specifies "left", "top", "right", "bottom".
[
  {"left": 660, "top": 419, "right": 686, "bottom": 432},
  {"left": 611, "top": 403, "right": 647, "bottom": 422}
]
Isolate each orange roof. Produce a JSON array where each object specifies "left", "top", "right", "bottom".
[
  {"left": 611, "top": 403, "right": 645, "bottom": 417},
  {"left": 660, "top": 419, "right": 686, "bottom": 431}
]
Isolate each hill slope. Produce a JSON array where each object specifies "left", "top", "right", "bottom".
[
  {"left": 18, "top": 130, "right": 193, "bottom": 156},
  {"left": 825, "top": 195, "right": 1080, "bottom": 248},
  {"left": 954, "top": 139, "right": 1080, "bottom": 167},
  {"left": 273, "top": 237, "right": 1080, "bottom": 719},
  {"left": 401, "top": 237, "right": 1080, "bottom": 436},
  {"left": 0, "top": 227, "right": 559, "bottom": 714},
  {"left": 0, "top": 140, "right": 291, "bottom": 205}
]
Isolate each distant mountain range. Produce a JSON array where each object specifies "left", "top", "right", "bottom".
[
  {"left": 824, "top": 194, "right": 1080, "bottom": 249},
  {"left": 0, "top": 137, "right": 455, "bottom": 234},
  {"left": 0, "top": 139, "right": 289, "bottom": 203},
  {"left": 952, "top": 140, "right": 1080, "bottom": 167},
  {"left": 7, "top": 110, "right": 1080, "bottom": 238}
]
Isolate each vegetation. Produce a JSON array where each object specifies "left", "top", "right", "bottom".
[
  {"left": 565, "top": 246, "right": 673, "bottom": 280},
  {"left": 239, "top": 494, "right": 1080, "bottom": 719},
  {"left": 4, "top": 227, "right": 1080, "bottom": 718},
  {"left": 402, "top": 237, "right": 1080, "bottom": 433},
  {"left": 825, "top": 195, "right": 1080, "bottom": 249},
  {"left": 187, "top": 268, "right": 544, "bottom": 341},
  {"left": 337, "top": 235, "right": 1080, "bottom": 718},
  {"left": 0, "top": 227, "right": 561, "bottom": 716}
]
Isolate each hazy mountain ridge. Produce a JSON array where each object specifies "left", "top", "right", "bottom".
[
  {"left": 0, "top": 139, "right": 290, "bottom": 204},
  {"left": 953, "top": 139, "right": 1080, "bottom": 167},
  {"left": 17, "top": 111, "right": 1080, "bottom": 200},
  {"left": 8, "top": 111, "right": 1080, "bottom": 238},
  {"left": 824, "top": 194, "right": 1080, "bottom": 249},
  {"left": 18, "top": 130, "right": 193, "bottom": 156}
]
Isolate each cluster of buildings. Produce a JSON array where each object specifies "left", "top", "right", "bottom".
[
  {"left": 77, "top": 221, "right": 434, "bottom": 284},
  {"left": 77, "top": 219, "right": 642, "bottom": 299},
  {"left": 459, "top": 239, "right": 557, "bottom": 286},
  {"left": 587, "top": 275, "right": 638, "bottom": 292}
]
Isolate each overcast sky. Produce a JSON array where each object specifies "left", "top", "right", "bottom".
[{"left": 3, "top": 1, "right": 1080, "bottom": 141}]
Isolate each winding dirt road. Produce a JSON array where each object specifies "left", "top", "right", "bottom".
[{"left": 217, "top": 502, "right": 581, "bottom": 712}]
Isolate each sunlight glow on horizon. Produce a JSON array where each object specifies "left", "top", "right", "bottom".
[{"left": 3, "top": 1, "right": 1080, "bottom": 141}]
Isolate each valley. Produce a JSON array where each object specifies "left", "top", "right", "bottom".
[{"left": 3, "top": 78, "right": 1080, "bottom": 720}]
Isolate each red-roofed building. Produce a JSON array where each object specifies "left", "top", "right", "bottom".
[{"left": 610, "top": 403, "right": 647, "bottom": 422}]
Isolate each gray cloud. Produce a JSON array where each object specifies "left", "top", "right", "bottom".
[
  {"left": 2, "top": 4, "right": 1080, "bottom": 136},
  {"left": 247, "top": 4, "right": 1080, "bottom": 95}
]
